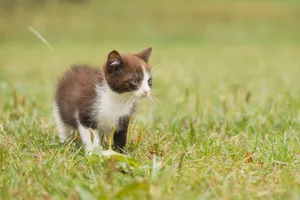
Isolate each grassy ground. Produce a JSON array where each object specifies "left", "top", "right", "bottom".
[{"left": 1, "top": 0, "right": 300, "bottom": 199}]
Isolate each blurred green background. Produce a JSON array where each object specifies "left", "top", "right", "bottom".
[
  {"left": 1, "top": 0, "right": 300, "bottom": 43},
  {"left": 1, "top": 0, "right": 300, "bottom": 118},
  {"left": 1, "top": 0, "right": 300, "bottom": 112}
]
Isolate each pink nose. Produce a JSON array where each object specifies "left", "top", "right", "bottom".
[{"left": 143, "top": 90, "right": 150, "bottom": 96}]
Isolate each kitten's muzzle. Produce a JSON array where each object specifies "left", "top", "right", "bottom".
[{"left": 142, "top": 90, "right": 150, "bottom": 97}]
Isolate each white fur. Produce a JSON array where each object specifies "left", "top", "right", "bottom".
[
  {"left": 92, "top": 84, "right": 134, "bottom": 135},
  {"left": 77, "top": 124, "right": 100, "bottom": 155},
  {"left": 110, "top": 61, "right": 120, "bottom": 66},
  {"left": 135, "top": 65, "right": 151, "bottom": 97},
  {"left": 53, "top": 103, "right": 101, "bottom": 154},
  {"left": 53, "top": 103, "right": 73, "bottom": 142}
]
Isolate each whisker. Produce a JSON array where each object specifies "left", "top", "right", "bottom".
[
  {"left": 131, "top": 96, "right": 139, "bottom": 106},
  {"left": 151, "top": 92, "right": 163, "bottom": 97},
  {"left": 123, "top": 94, "right": 135, "bottom": 105},
  {"left": 148, "top": 95, "right": 160, "bottom": 103},
  {"left": 151, "top": 89, "right": 162, "bottom": 93},
  {"left": 151, "top": 92, "right": 163, "bottom": 98},
  {"left": 151, "top": 90, "right": 163, "bottom": 95},
  {"left": 147, "top": 95, "right": 155, "bottom": 103},
  {"left": 152, "top": 96, "right": 160, "bottom": 102},
  {"left": 152, "top": 96, "right": 162, "bottom": 100},
  {"left": 128, "top": 96, "right": 137, "bottom": 105},
  {"left": 123, "top": 93, "right": 132, "bottom": 99}
]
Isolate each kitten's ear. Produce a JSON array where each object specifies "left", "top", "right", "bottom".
[
  {"left": 107, "top": 50, "right": 122, "bottom": 73},
  {"left": 136, "top": 47, "right": 152, "bottom": 63}
]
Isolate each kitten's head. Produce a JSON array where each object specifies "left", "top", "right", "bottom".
[{"left": 104, "top": 47, "right": 153, "bottom": 98}]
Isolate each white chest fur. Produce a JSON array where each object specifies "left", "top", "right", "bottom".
[{"left": 92, "top": 84, "right": 133, "bottom": 134}]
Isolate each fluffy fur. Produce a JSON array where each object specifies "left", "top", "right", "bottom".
[{"left": 53, "top": 47, "right": 153, "bottom": 154}]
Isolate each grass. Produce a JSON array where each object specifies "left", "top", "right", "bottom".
[{"left": 1, "top": 0, "right": 300, "bottom": 199}]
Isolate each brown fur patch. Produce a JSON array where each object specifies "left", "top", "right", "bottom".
[
  {"left": 55, "top": 65, "right": 104, "bottom": 128},
  {"left": 104, "top": 54, "right": 151, "bottom": 94}
]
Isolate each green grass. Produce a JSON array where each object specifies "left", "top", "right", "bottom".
[{"left": 1, "top": 0, "right": 300, "bottom": 199}]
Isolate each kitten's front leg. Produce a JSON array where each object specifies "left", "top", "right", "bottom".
[
  {"left": 78, "top": 123, "right": 100, "bottom": 155},
  {"left": 114, "top": 115, "right": 130, "bottom": 153}
]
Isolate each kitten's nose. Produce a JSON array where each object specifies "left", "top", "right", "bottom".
[{"left": 143, "top": 90, "right": 150, "bottom": 96}]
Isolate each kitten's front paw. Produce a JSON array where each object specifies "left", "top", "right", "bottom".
[
  {"left": 86, "top": 146, "right": 103, "bottom": 156},
  {"left": 86, "top": 150, "right": 93, "bottom": 156},
  {"left": 114, "top": 146, "right": 127, "bottom": 154},
  {"left": 59, "top": 138, "right": 67, "bottom": 143}
]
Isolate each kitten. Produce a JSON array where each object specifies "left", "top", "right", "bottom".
[{"left": 53, "top": 47, "right": 153, "bottom": 154}]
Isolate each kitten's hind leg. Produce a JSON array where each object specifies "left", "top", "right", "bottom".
[
  {"left": 53, "top": 103, "right": 72, "bottom": 142},
  {"left": 78, "top": 123, "right": 100, "bottom": 155},
  {"left": 57, "top": 123, "right": 73, "bottom": 142}
]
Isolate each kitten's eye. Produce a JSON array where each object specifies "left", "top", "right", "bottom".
[
  {"left": 148, "top": 78, "right": 152, "bottom": 87},
  {"left": 131, "top": 79, "right": 139, "bottom": 85},
  {"left": 129, "top": 79, "right": 140, "bottom": 90},
  {"left": 130, "top": 79, "right": 140, "bottom": 87}
]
